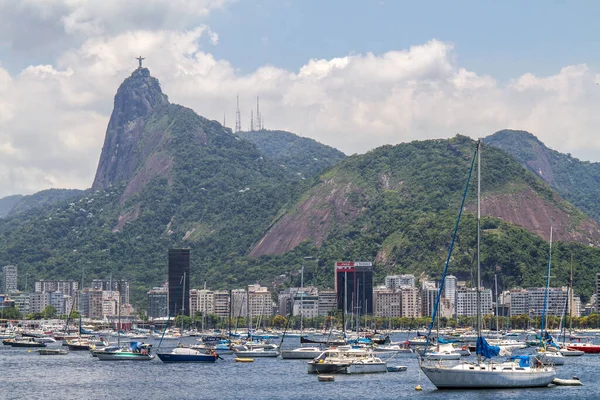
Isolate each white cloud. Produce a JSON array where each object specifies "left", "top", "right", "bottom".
[{"left": 1, "top": 30, "right": 600, "bottom": 197}]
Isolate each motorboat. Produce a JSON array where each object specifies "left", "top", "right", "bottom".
[
  {"left": 157, "top": 347, "right": 218, "bottom": 363},
  {"left": 234, "top": 344, "right": 279, "bottom": 357},
  {"left": 96, "top": 342, "right": 154, "bottom": 361},
  {"left": 307, "top": 347, "right": 387, "bottom": 374},
  {"left": 9, "top": 337, "right": 47, "bottom": 348},
  {"left": 280, "top": 346, "right": 323, "bottom": 359},
  {"left": 38, "top": 348, "right": 68, "bottom": 355},
  {"left": 373, "top": 343, "right": 413, "bottom": 354}
]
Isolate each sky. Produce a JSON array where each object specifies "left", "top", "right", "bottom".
[{"left": 1, "top": 0, "right": 600, "bottom": 197}]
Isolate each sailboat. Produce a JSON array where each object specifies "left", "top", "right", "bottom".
[
  {"left": 420, "top": 140, "right": 556, "bottom": 389},
  {"left": 281, "top": 262, "right": 323, "bottom": 360},
  {"left": 157, "top": 272, "right": 219, "bottom": 363},
  {"left": 96, "top": 286, "right": 154, "bottom": 361},
  {"left": 535, "top": 226, "right": 565, "bottom": 366}
]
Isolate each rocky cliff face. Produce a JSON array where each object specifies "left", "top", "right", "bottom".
[{"left": 92, "top": 68, "right": 169, "bottom": 191}]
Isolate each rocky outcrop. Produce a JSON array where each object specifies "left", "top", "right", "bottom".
[
  {"left": 474, "top": 188, "right": 600, "bottom": 246},
  {"left": 92, "top": 68, "right": 169, "bottom": 191},
  {"left": 249, "top": 179, "right": 362, "bottom": 256}
]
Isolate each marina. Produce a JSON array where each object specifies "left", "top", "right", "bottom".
[{"left": 0, "top": 333, "right": 598, "bottom": 399}]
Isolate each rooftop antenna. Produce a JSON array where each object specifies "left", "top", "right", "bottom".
[
  {"left": 256, "top": 96, "right": 261, "bottom": 130},
  {"left": 235, "top": 94, "right": 241, "bottom": 133}
]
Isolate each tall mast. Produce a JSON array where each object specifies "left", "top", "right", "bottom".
[
  {"left": 541, "top": 224, "right": 553, "bottom": 337},
  {"left": 180, "top": 272, "right": 186, "bottom": 338},
  {"left": 356, "top": 279, "right": 360, "bottom": 335},
  {"left": 476, "top": 140, "right": 482, "bottom": 365},
  {"left": 569, "top": 254, "right": 574, "bottom": 338},
  {"left": 344, "top": 271, "right": 348, "bottom": 337},
  {"left": 300, "top": 263, "right": 304, "bottom": 333},
  {"left": 494, "top": 273, "right": 499, "bottom": 333}
]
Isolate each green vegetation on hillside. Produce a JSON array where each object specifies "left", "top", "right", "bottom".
[
  {"left": 239, "top": 129, "right": 346, "bottom": 179},
  {"left": 486, "top": 129, "right": 600, "bottom": 222}
]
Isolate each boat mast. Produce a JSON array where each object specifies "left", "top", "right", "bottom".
[
  {"left": 355, "top": 279, "right": 360, "bottom": 335},
  {"left": 494, "top": 273, "right": 499, "bottom": 333},
  {"left": 180, "top": 272, "right": 186, "bottom": 339},
  {"left": 476, "top": 139, "right": 481, "bottom": 365},
  {"left": 344, "top": 271, "right": 348, "bottom": 337},
  {"left": 300, "top": 263, "right": 304, "bottom": 334},
  {"left": 541, "top": 224, "right": 553, "bottom": 339},
  {"left": 569, "top": 254, "right": 574, "bottom": 340}
]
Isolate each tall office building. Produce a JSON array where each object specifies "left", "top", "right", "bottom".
[
  {"left": 335, "top": 262, "right": 374, "bottom": 315},
  {"left": 443, "top": 275, "right": 457, "bottom": 306},
  {"left": 2, "top": 265, "right": 18, "bottom": 293},
  {"left": 168, "top": 249, "right": 190, "bottom": 316},
  {"left": 147, "top": 284, "right": 168, "bottom": 319}
]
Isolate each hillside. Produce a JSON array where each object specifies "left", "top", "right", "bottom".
[
  {"left": 8, "top": 189, "right": 84, "bottom": 217},
  {"left": 485, "top": 129, "right": 600, "bottom": 223},
  {"left": 238, "top": 130, "right": 346, "bottom": 179},
  {"left": 251, "top": 136, "right": 600, "bottom": 300},
  {"left": 0, "top": 195, "right": 23, "bottom": 217},
  {"left": 1, "top": 69, "right": 599, "bottom": 307}
]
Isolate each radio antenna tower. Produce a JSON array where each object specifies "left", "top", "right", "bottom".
[
  {"left": 235, "top": 94, "right": 241, "bottom": 133},
  {"left": 256, "top": 96, "right": 262, "bottom": 130},
  {"left": 250, "top": 110, "right": 254, "bottom": 131}
]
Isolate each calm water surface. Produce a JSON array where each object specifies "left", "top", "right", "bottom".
[{"left": 0, "top": 335, "right": 598, "bottom": 400}]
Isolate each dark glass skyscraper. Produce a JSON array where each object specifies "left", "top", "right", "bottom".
[
  {"left": 168, "top": 249, "right": 190, "bottom": 316},
  {"left": 335, "top": 262, "right": 374, "bottom": 315}
]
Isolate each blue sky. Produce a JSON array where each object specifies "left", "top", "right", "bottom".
[
  {"left": 208, "top": 0, "right": 599, "bottom": 81},
  {"left": 0, "top": 0, "right": 600, "bottom": 195}
]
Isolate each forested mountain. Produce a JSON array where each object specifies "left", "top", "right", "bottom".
[
  {"left": 1, "top": 70, "right": 599, "bottom": 308},
  {"left": 8, "top": 189, "right": 84, "bottom": 217},
  {"left": 485, "top": 129, "right": 600, "bottom": 223},
  {"left": 238, "top": 130, "right": 346, "bottom": 179},
  {"left": 0, "top": 195, "right": 23, "bottom": 217}
]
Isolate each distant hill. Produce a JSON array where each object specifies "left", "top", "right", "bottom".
[
  {"left": 0, "top": 195, "right": 23, "bottom": 217},
  {"left": 238, "top": 130, "right": 346, "bottom": 179},
  {"left": 8, "top": 189, "right": 84, "bottom": 217},
  {"left": 485, "top": 129, "right": 600, "bottom": 223}
]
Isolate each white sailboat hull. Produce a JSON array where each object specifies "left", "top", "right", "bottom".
[
  {"left": 421, "top": 363, "right": 556, "bottom": 389},
  {"left": 346, "top": 361, "right": 388, "bottom": 374}
]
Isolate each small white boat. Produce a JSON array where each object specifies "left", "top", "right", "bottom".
[
  {"left": 280, "top": 346, "right": 323, "bottom": 359},
  {"left": 387, "top": 365, "right": 407, "bottom": 372},
  {"left": 552, "top": 377, "right": 582, "bottom": 386},
  {"left": 346, "top": 355, "right": 388, "bottom": 374},
  {"left": 560, "top": 348, "right": 584, "bottom": 357},
  {"left": 373, "top": 344, "right": 413, "bottom": 353},
  {"left": 235, "top": 345, "right": 279, "bottom": 358},
  {"left": 536, "top": 348, "right": 565, "bottom": 366}
]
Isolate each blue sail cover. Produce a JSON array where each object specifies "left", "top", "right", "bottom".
[
  {"left": 510, "top": 355, "right": 531, "bottom": 368},
  {"left": 476, "top": 336, "right": 500, "bottom": 359},
  {"left": 437, "top": 337, "right": 457, "bottom": 344}
]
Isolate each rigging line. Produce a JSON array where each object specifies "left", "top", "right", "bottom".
[{"left": 423, "top": 142, "right": 478, "bottom": 356}]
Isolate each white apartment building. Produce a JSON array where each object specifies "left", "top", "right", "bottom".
[
  {"left": 374, "top": 287, "right": 421, "bottom": 318},
  {"left": 385, "top": 274, "right": 415, "bottom": 289},
  {"left": 247, "top": 284, "right": 272, "bottom": 317},
  {"left": 318, "top": 291, "right": 337, "bottom": 317},
  {"left": 189, "top": 289, "right": 215, "bottom": 316},
  {"left": 2, "top": 265, "right": 17, "bottom": 294},
  {"left": 443, "top": 275, "right": 457, "bottom": 306},
  {"left": 456, "top": 287, "right": 492, "bottom": 317},
  {"left": 214, "top": 290, "right": 230, "bottom": 318},
  {"left": 506, "top": 287, "right": 581, "bottom": 317},
  {"left": 231, "top": 289, "right": 247, "bottom": 318}
]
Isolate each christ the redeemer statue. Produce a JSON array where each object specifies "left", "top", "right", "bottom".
[{"left": 136, "top": 56, "right": 145, "bottom": 68}]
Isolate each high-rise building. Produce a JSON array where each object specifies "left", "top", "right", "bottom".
[
  {"left": 214, "top": 290, "right": 230, "bottom": 318},
  {"left": 374, "top": 289, "right": 401, "bottom": 317},
  {"left": 82, "top": 289, "right": 103, "bottom": 318},
  {"left": 335, "top": 262, "right": 374, "bottom": 315},
  {"left": 35, "top": 281, "right": 79, "bottom": 298},
  {"left": 318, "top": 291, "right": 337, "bottom": 317},
  {"left": 2, "top": 265, "right": 17, "bottom": 294},
  {"left": 168, "top": 249, "right": 190, "bottom": 316},
  {"left": 147, "top": 284, "right": 168, "bottom": 319},
  {"left": 443, "top": 275, "right": 457, "bottom": 307},
  {"left": 456, "top": 288, "right": 492, "bottom": 317},
  {"left": 231, "top": 289, "right": 247, "bottom": 318},
  {"left": 421, "top": 286, "right": 438, "bottom": 317},
  {"left": 90, "top": 279, "right": 130, "bottom": 306},
  {"left": 385, "top": 275, "right": 415, "bottom": 289},
  {"left": 596, "top": 273, "right": 600, "bottom": 313},
  {"left": 247, "top": 284, "right": 272, "bottom": 317},
  {"left": 190, "top": 289, "right": 215, "bottom": 316}
]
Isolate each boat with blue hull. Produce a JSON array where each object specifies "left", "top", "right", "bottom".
[{"left": 157, "top": 347, "right": 218, "bottom": 363}]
